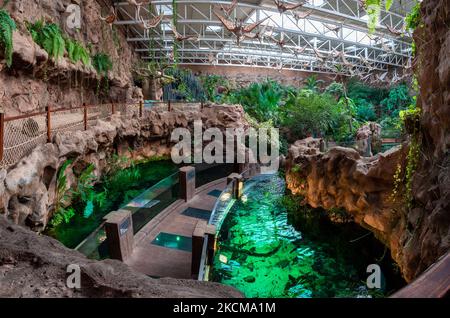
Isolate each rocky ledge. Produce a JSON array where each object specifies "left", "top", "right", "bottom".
[
  {"left": 0, "top": 217, "right": 242, "bottom": 298},
  {"left": 0, "top": 104, "right": 249, "bottom": 231},
  {"left": 285, "top": 137, "right": 448, "bottom": 282}
]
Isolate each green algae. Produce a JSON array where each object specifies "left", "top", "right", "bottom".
[{"left": 211, "top": 174, "right": 405, "bottom": 298}]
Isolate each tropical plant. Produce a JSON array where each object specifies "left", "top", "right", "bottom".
[
  {"left": 27, "top": 21, "right": 66, "bottom": 60},
  {"left": 354, "top": 98, "right": 377, "bottom": 122},
  {"left": 200, "top": 74, "right": 231, "bottom": 103},
  {"left": 0, "top": 9, "right": 16, "bottom": 67},
  {"left": 50, "top": 159, "right": 76, "bottom": 227},
  {"left": 325, "top": 82, "right": 345, "bottom": 99},
  {"left": 304, "top": 75, "right": 324, "bottom": 92},
  {"left": 75, "top": 164, "right": 97, "bottom": 218},
  {"left": 66, "top": 38, "right": 90, "bottom": 65},
  {"left": 405, "top": 1, "right": 421, "bottom": 31},
  {"left": 230, "top": 79, "right": 285, "bottom": 123},
  {"left": 281, "top": 90, "right": 343, "bottom": 140},
  {"left": 380, "top": 84, "right": 413, "bottom": 117},
  {"left": 92, "top": 52, "right": 113, "bottom": 76},
  {"left": 164, "top": 68, "right": 206, "bottom": 101}
]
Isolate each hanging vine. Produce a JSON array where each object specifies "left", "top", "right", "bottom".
[
  {"left": 364, "top": 0, "right": 396, "bottom": 34},
  {"left": 172, "top": 0, "right": 179, "bottom": 65}
]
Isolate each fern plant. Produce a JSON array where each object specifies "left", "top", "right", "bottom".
[
  {"left": 92, "top": 52, "right": 113, "bottom": 76},
  {"left": 76, "top": 164, "right": 97, "bottom": 219},
  {"left": 50, "top": 159, "right": 76, "bottom": 227},
  {"left": 27, "top": 21, "right": 65, "bottom": 60},
  {"left": 0, "top": 9, "right": 16, "bottom": 67},
  {"left": 66, "top": 38, "right": 90, "bottom": 65}
]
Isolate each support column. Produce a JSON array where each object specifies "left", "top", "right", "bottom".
[
  {"left": 227, "top": 173, "right": 243, "bottom": 199},
  {"left": 179, "top": 166, "right": 196, "bottom": 202},
  {"left": 191, "top": 220, "right": 206, "bottom": 279},
  {"left": 103, "top": 210, "right": 134, "bottom": 262}
]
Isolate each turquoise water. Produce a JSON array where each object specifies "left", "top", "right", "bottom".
[{"left": 211, "top": 174, "right": 404, "bottom": 298}]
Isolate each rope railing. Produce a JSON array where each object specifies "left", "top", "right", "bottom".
[{"left": 0, "top": 100, "right": 205, "bottom": 170}]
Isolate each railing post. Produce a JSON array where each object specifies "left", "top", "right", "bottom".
[
  {"left": 111, "top": 102, "right": 115, "bottom": 115},
  {"left": 83, "top": 103, "right": 87, "bottom": 131},
  {"left": 46, "top": 105, "right": 52, "bottom": 143},
  {"left": 139, "top": 100, "right": 143, "bottom": 117},
  {"left": 0, "top": 109, "right": 4, "bottom": 162},
  {"left": 168, "top": 100, "right": 171, "bottom": 112},
  {"left": 179, "top": 166, "right": 195, "bottom": 202}
]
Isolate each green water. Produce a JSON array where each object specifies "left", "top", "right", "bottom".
[
  {"left": 212, "top": 174, "right": 404, "bottom": 298},
  {"left": 46, "top": 160, "right": 177, "bottom": 249}
]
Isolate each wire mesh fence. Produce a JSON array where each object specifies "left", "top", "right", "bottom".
[
  {"left": 0, "top": 101, "right": 204, "bottom": 170},
  {"left": 1, "top": 114, "right": 48, "bottom": 168}
]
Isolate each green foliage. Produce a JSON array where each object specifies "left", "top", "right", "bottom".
[
  {"left": 354, "top": 98, "right": 377, "bottom": 122},
  {"left": 50, "top": 159, "right": 76, "bottom": 228},
  {"left": 380, "top": 84, "right": 413, "bottom": 117},
  {"left": 27, "top": 21, "right": 65, "bottom": 60},
  {"left": 405, "top": 1, "right": 421, "bottom": 31},
  {"left": 92, "top": 52, "right": 113, "bottom": 76},
  {"left": 325, "top": 82, "right": 344, "bottom": 99},
  {"left": 385, "top": 0, "right": 393, "bottom": 11},
  {"left": 230, "top": 79, "right": 286, "bottom": 123},
  {"left": 76, "top": 164, "right": 97, "bottom": 218},
  {"left": 347, "top": 79, "right": 388, "bottom": 105},
  {"left": 0, "top": 9, "right": 16, "bottom": 67},
  {"left": 66, "top": 38, "right": 90, "bottom": 65},
  {"left": 281, "top": 90, "right": 343, "bottom": 140},
  {"left": 391, "top": 106, "right": 421, "bottom": 208},
  {"left": 165, "top": 67, "right": 206, "bottom": 101},
  {"left": 365, "top": 0, "right": 382, "bottom": 34},
  {"left": 200, "top": 74, "right": 231, "bottom": 103},
  {"left": 304, "top": 75, "right": 324, "bottom": 92}
]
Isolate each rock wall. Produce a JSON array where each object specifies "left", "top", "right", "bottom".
[
  {"left": 183, "top": 65, "right": 335, "bottom": 88},
  {"left": 405, "top": 0, "right": 450, "bottom": 281},
  {"left": 0, "top": 104, "right": 248, "bottom": 231},
  {"left": 285, "top": 0, "right": 450, "bottom": 283},
  {"left": 0, "top": 217, "right": 242, "bottom": 297},
  {"left": 0, "top": 0, "right": 141, "bottom": 116},
  {"left": 286, "top": 138, "right": 410, "bottom": 268}
]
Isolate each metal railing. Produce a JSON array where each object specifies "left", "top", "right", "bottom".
[{"left": 0, "top": 101, "right": 206, "bottom": 169}]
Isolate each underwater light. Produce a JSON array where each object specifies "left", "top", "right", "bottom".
[
  {"left": 176, "top": 236, "right": 180, "bottom": 241},
  {"left": 220, "top": 193, "right": 232, "bottom": 201},
  {"left": 219, "top": 254, "right": 228, "bottom": 264},
  {"left": 241, "top": 195, "right": 248, "bottom": 203}
]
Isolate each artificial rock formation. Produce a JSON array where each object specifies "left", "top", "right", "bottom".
[
  {"left": 286, "top": 137, "right": 409, "bottom": 260},
  {"left": 0, "top": 217, "right": 242, "bottom": 298},
  {"left": 285, "top": 0, "right": 450, "bottom": 282},
  {"left": 0, "top": 0, "right": 142, "bottom": 116},
  {"left": 0, "top": 104, "right": 249, "bottom": 231},
  {"left": 355, "top": 122, "right": 382, "bottom": 156}
]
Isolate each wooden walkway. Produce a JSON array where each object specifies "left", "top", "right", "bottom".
[
  {"left": 126, "top": 178, "right": 227, "bottom": 279},
  {"left": 391, "top": 251, "right": 450, "bottom": 298}
]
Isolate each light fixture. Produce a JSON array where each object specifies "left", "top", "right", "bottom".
[
  {"left": 220, "top": 192, "right": 232, "bottom": 201},
  {"left": 219, "top": 254, "right": 228, "bottom": 264}
]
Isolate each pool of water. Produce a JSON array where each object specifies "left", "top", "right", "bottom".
[
  {"left": 211, "top": 174, "right": 405, "bottom": 298},
  {"left": 46, "top": 160, "right": 178, "bottom": 249}
]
